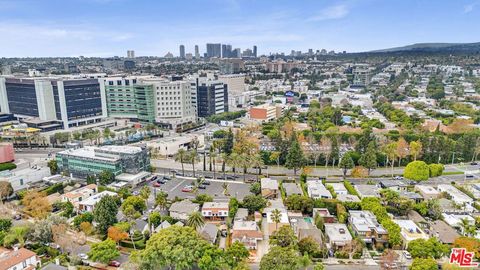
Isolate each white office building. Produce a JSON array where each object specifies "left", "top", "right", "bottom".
[{"left": 143, "top": 78, "right": 197, "bottom": 130}]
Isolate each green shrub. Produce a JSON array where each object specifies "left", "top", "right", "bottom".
[
  {"left": 428, "top": 163, "right": 444, "bottom": 177},
  {"left": 0, "top": 163, "right": 16, "bottom": 172},
  {"left": 404, "top": 161, "right": 429, "bottom": 181}
]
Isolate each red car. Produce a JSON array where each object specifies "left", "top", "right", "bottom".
[
  {"left": 181, "top": 185, "right": 193, "bottom": 192},
  {"left": 109, "top": 261, "right": 121, "bottom": 267},
  {"left": 152, "top": 182, "right": 162, "bottom": 187}
]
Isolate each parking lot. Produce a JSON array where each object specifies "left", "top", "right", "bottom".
[{"left": 149, "top": 175, "right": 252, "bottom": 202}]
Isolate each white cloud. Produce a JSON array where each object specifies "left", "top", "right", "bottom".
[
  {"left": 308, "top": 4, "right": 349, "bottom": 21},
  {"left": 464, "top": 2, "right": 477, "bottom": 13}
]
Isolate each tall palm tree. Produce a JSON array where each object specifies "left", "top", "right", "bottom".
[
  {"left": 188, "top": 150, "right": 200, "bottom": 177},
  {"left": 187, "top": 211, "right": 205, "bottom": 230},
  {"left": 155, "top": 192, "right": 168, "bottom": 210},
  {"left": 227, "top": 153, "right": 241, "bottom": 177},
  {"left": 222, "top": 182, "right": 229, "bottom": 196},
  {"left": 271, "top": 209, "right": 281, "bottom": 231},
  {"left": 239, "top": 154, "right": 251, "bottom": 182},
  {"left": 221, "top": 153, "right": 229, "bottom": 179},
  {"left": 251, "top": 154, "right": 265, "bottom": 180},
  {"left": 192, "top": 177, "right": 205, "bottom": 196},
  {"left": 175, "top": 149, "right": 188, "bottom": 176}
]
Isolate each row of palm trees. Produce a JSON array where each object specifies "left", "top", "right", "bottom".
[{"left": 174, "top": 148, "right": 265, "bottom": 181}]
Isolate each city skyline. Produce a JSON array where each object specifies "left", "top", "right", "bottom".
[{"left": 0, "top": 0, "right": 479, "bottom": 57}]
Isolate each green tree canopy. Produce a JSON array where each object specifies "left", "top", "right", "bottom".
[
  {"left": 269, "top": 226, "right": 298, "bottom": 248},
  {"left": 285, "top": 133, "right": 306, "bottom": 175},
  {"left": 339, "top": 151, "right": 355, "bottom": 178},
  {"left": 260, "top": 246, "right": 302, "bottom": 270},
  {"left": 132, "top": 226, "right": 225, "bottom": 270},
  {"left": 404, "top": 161, "right": 430, "bottom": 181},
  {"left": 87, "top": 239, "right": 120, "bottom": 264},
  {"left": 98, "top": 170, "right": 115, "bottom": 185},
  {"left": 407, "top": 238, "right": 449, "bottom": 259},
  {"left": 242, "top": 195, "right": 267, "bottom": 214},
  {"left": 409, "top": 258, "right": 438, "bottom": 270},
  {"left": 93, "top": 195, "right": 118, "bottom": 234}
]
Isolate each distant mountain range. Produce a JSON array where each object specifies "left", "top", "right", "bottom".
[{"left": 370, "top": 42, "right": 480, "bottom": 53}]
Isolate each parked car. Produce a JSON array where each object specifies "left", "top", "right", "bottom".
[
  {"left": 198, "top": 185, "right": 206, "bottom": 189},
  {"left": 466, "top": 174, "right": 474, "bottom": 178},
  {"left": 109, "top": 261, "right": 121, "bottom": 267},
  {"left": 182, "top": 185, "right": 193, "bottom": 192},
  {"left": 226, "top": 175, "right": 236, "bottom": 180},
  {"left": 149, "top": 175, "right": 158, "bottom": 181},
  {"left": 163, "top": 176, "right": 171, "bottom": 180},
  {"left": 403, "top": 251, "right": 412, "bottom": 260},
  {"left": 470, "top": 162, "right": 478, "bottom": 165},
  {"left": 202, "top": 181, "right": 211, "bottom": 185},
  {"left": 393, "top": 176, "right": 403, "bottom": 180},
  {"left": 157, "top": 179, "right": 167, "bottom": 184},
  {"left": 152, "top": 182, "right": 162, "bottom": 187},
  {"left": 244, "top": 178, "right": 256, "bottom": 183},
  {"left": 78, "top": 253, "right": 89, "bottom": 260}
]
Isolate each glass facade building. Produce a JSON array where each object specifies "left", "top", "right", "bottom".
[{"left": 56, "top": 145, "right": 149, "bottom": 178}]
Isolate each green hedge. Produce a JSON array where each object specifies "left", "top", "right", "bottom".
[
  {"left": 0, "top": 163, "right": 16, "bottom": 172},
  {"left": 43, "top": 183, "right": 64, "bottom": 195}
]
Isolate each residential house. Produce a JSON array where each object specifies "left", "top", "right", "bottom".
[
  {"left": 415, "top": 185, "right": 440, "bottom": 200},
  {"left": 264, "top": 204, "right": 289, "bottom": 235},
  {"left": 0, "top": 247, "right": 40, "bottom": 270},
  {"left": 313, "top": 208, "right": 336, "bottom": 223},
  {"left": 307, "top": 180, "right": 332, "bottom": 199},
  {"left": 348, "top": 211, "right": 388, "bottom": 245},
  {"left": 61, "top": 184, "right": 97, "bottom": 210},
  {"left": 282, "top": 182, "right": 303, "bottom": 197},
  {"left": 261, "top": 178, "right": 279, "bottom": 199},
  {"left": 169, "top": 200, "right": 200, "bottom": 221},
  {"left": 400, "top": 191, "right": 423, "bottom": 203},
  {"left": 231, "top": 220, "right": 263, "bottom": 250},
  {"left": 234, "top": 208, "right": 249, "bottom": 221},
  {"left": 198, "top": 223, "right": 218, "bottom": 244},
  {"left": 379, "top": 180, "right": 408, "bottom": 192},
  {"left": 429, "top": 220, "right": 460, "bottom": 244},
  {"left": 336, "top": 194, "right": 360, "bottom": 203},
  {"left": 329, "top": 182, "right": 348, "bottom": 195},
  {"left": 407, "top": 210, "right": 428, "bottom": 229},
  {"left": 324, "top": 223, "right": 353, "bottom": 248},
  {"left": 78, "top": 191, "right": 117, "bottom": 212},
  {"left": 354, "top": 184, "right": 380, "bottom": 198},
  {"left": 201, "top": 202, "right": 229, "bottom": 221},
  {"left": 291, "top": 217, "right": 323, "bottom": 246},
  {"left": 442, "top": 213, "right": 475, "bottom": 233},
  {"left": 393, "top": 219, "right": 429, "bottom": 248},
  {"left": 437, "top": 185, "right": 474, "bottom": 211}
]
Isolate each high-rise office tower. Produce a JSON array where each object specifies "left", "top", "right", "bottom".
[
  {"left": 194, "top": 45, "right": 200, "bottom": 58},
  {"left": 127, "top": 50, "right": 135, "bottom": 58},
  {"left": 253, "top": 45, "right": 257, "bottom": 57},
  {"left": 0, "top": 76, "right": 107, "bottom": 130},
  {"left": 206, "top": 43, "right": 221, "bottom": 58},
  {"left": 222, "top": 44, "right": 232, "bottom": 58},
  {"left": 195, "top": 78, "right": 228, "bottom": 117},
  {"left": 179, "top": 45, "right": 185, "bottom": 59}
]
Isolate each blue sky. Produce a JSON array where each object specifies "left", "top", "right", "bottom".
[{"left": 0, "top": 0, "right": 479, "bottom": 57}]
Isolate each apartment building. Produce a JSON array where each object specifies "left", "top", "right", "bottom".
[
  {"left": 201, "top": 202, "right": 229, "bottom": 221},
  {"left": 195, "top": 78, "right": 228, "bottom": 117},
  {"left": 249, "top": 104, "right": 283, "bottom": 122}
]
